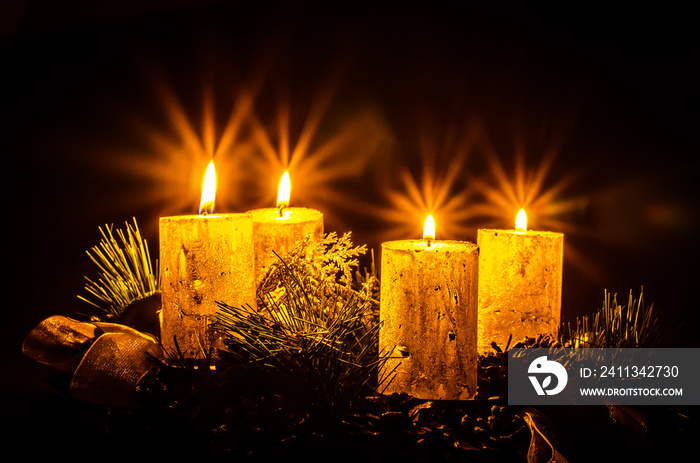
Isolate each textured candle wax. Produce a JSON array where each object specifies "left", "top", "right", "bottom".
[
  {"left": 250, "top": 207, "right": 323, "bottom": 285},
  {"left": 160, "top": 213, "right": 256, "bottom": 358},
  {"left": 477, "top": 229, "right": 564, "bottom": 353},
  {"left": 379, "top": 240, "right": 479, "bottom": 400}
]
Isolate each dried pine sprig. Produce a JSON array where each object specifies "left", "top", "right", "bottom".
[
  {"left": 78, "top": 218, "right": 159, "bottom": 317},
  {"left": 563, "top": 288, "right": 661, "bottom": 348},
  {"left": 256, "top": 231, "right": 368, "bottom": 302},
  {"left": 215, "top": 233, "right": 390, "bottom": 419}
]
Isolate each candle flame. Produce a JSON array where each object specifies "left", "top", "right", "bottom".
[
  {"left": 277, "top": 171, "right": 291, "bottom": 209},
  {"left": 199, "top": 161, "right": 216, "bottom": 215},
  {"left": 423, "top": 214, "right": 436, "bottom": 241},
  {"left": 515, "top": 208, "right": 527, "bottom": 232}
]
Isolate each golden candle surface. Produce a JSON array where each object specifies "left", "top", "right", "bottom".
[
  {"left": 477, "top": 226, "right": 564, "bottom": 353},
  {"left": 159, "top": 213, "right": 256, "bottom": 359},
  {"left": 250, "top": 207, "right": 324, "bottom": 285},
  {"left": 379, "top": 239, "right": 479, "bottom": 400}
]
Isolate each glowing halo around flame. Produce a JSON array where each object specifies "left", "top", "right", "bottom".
[
  {"left": 376, "top": 155, "right": 477, "bottom": 244},
  {"left": 469, "top": 118, "right": 600, "bottom": 283}
]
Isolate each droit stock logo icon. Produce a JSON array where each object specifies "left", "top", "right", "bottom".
[{"left": 527, "top": 355, "right": 568, "bottom": 396}]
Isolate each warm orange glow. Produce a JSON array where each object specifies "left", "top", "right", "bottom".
[
  {"left": 515, "top": 208, "right": 527, "bottom": 232},
  {"left": 277, "top": 171, "right": 291, "bottom": 208},
  {"left": 423, "top": 214, "right": 436, "bottom": 242},
  {"left": 199, "top": 161, "right": 216, "bottom": 214}
]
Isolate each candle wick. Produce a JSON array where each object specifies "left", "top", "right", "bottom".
[
  {"left": 278, "top": 204, "right": 287, "bottom": 217},
  {"left": 199, "top": 201, "right": 215, "bottom": 216},
  {"left": 425, "top": 238, "right": 432, "bottom": 248}
]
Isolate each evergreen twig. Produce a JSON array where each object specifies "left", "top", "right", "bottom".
[
  {"left": 214, "top": 232, "right": 390, "bottom": 420},
  {"left": 78, "top": 218, "right": 160, "bottom": 317},
  {"left": 563, "top": 287, "right": 661, "bottom": 348}
]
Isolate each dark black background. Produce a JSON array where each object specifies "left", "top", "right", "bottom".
[{"left": 1, "top": 0, "right": 698, "bottom": 456}]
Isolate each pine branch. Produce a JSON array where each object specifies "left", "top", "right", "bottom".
[
  {"left": 78, "top": 218, "right": 160, "bottom": 317},
  {"left": 563, "top": 288, "right": 661, "bottom": 348},
  {"left": 214, "top": 233, "right": 390, "bottom": 420}
]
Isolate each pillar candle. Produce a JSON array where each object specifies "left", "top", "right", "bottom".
[
  {"left": 477, "top": 209, "right": 564, "bottom": 353},
  {"left": 160, "top": 162, "right": 256, "bottom": 359},
  {"left": 249, "top": 171, "right": 324, "bottom": 286},
  {"left": 379, "top": 215, "right": 479, "bottom": 400}
]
